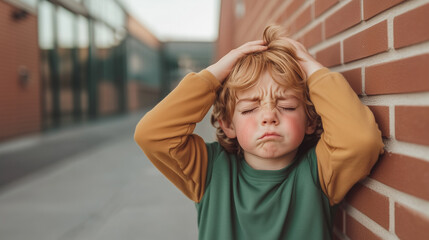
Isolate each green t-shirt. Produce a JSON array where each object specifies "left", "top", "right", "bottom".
[{"left": 196, "top": 142, "right": 335, "bottom": 240}]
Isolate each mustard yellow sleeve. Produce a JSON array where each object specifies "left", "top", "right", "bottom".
[
  {"left": 308, "top": 68, "right": 384, "bottom": 205},
  {"left": 134, "top": 70, "right": 220, "bottom": 202}
]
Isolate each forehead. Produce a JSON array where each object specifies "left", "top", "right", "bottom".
[{"left": 235, "top": 71, "right": 296, "bottom": 99}]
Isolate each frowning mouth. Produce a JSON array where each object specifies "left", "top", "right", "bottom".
[{"left": 258, "top": 132, "right": 281, "bottom": 140}]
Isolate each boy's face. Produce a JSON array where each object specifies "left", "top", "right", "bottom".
[{"left": 220, "top": 71, "right": 315, "bottom": 169}]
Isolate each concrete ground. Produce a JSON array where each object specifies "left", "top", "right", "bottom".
[{"left": 0, "top": 110, "right": 216, "bottom": 240}]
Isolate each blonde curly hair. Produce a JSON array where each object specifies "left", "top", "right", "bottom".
[{"left": 211, "top": 25, "right": 322, "bottom": 156}]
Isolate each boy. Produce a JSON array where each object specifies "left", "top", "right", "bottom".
[{"left": 134, "top": 26, "right": 384, "bottom": 239}]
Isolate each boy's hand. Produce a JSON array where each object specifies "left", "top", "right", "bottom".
[
  {"left": 207, "top": 40, "right": 267, "bottom": 83},
  {"left": 284, "top": 38, "right": 324, "bottom": 78}
]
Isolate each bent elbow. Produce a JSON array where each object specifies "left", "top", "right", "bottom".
[
  {"left": 133, "top": 124, "right": 144, "bottom": 146},
  {"left": 134, "top": 117, "right": 154, "bottom": 150},
  {"left": 352, "top": 126, "right": 384, "bottom": 161}
]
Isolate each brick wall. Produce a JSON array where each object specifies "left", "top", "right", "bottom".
[
  {"left": 0, "top": 1, "right": 41, "bottom": 141},
  {"left": 98, "top": 82, "right": 118, "bottom": 115},
  {"left": 217, "top": 0, "right": 429, "bottom": 239},
  {"left": 127, "top": 81, "right": 139, "bottom": 111}
]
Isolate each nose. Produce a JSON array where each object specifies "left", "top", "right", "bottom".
[{"left": 261, "top": 108, "right": 279, "bottom": 126}]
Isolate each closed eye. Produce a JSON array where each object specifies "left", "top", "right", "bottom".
[
  {"left": 279, "top": 106, "right": 296, "bottom": 111},
  {"left": 241, "top": 108, "right": 256, "bottom": 115}
]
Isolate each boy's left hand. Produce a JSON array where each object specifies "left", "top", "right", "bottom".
[{"left": 283, "top": 38, "right": 324, "bottom": 78}]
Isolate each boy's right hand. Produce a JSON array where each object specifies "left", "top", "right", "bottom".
[{"left": 207, "top": 40, "right": 267, "bottom": 83}]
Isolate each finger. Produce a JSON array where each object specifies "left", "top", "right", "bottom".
[
  {"left": 229, "top": 40, "right": 267, "bottom": 58},
  {"left": 243, "top": 40, "right": 266, "bottom": 46},
  {"left": 242, "top": 45, "right": 268, "bottom": 54},
  {"left": 235, "top": 44, "right": 267, "bottom": 56},
  {"left": 239, "top": 40, "right": 267, "bottom": 50}
]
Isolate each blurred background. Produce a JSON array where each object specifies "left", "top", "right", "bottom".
[
  {"left": 1, "top": 0, "right": 429, "bottom": 239},
  {"left": 1, "top": 0, "right": 218, "bottom": 137},
  {"left": 0, "top": 0, "right": 219, "bottom": 239}
]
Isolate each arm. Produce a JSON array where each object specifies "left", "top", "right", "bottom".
[
  {"left": 309, "top": 69, "right": 384, "bottom": 205},
  {"left": 134, "top": 41, "right": 267, "bottom": 202},
  {"left": 287, "top": 39, "right": 384, "bottom": 205},
  {"left": 134, "top": 70, "right": 219, "bottom": 202}
]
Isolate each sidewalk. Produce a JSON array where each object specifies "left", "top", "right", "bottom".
[{"left": 0, "top": 110, "right": 215, "bottom": 240}]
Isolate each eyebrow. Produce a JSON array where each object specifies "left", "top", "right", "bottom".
[
  {"left": 277, "top": 96, "right": 299, "bottom": 101},
  {"left": 236, "top": 95, "right": 298, "bottom": 105},
  {"left": 236, "top": 97, "right": 259, "bottom": 105}
]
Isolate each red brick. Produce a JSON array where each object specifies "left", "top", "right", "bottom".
[
  {"left": 127, "top": 81, "right": 139, "bottom": 111},
  {"left": 346, "top": 215, "right": 382, "bottom": 240},
  {"left": 325, "top": 0, "right": 361, "bottom": 39},
  {"left": 315, "top": 0, "right": 339, "bottom": 17},
  {"left": 344, "top": 21, "right": 388, "bottom": 63},
  {"left": 99, "top": 82, "right": 118, "bottom": 115},
  {"left": 371, "top": 152, "right": 429, "bottom": 201},
  {"left": 315, "top": 42, "right": 341, "bottom": 67},
  {"left": 287, "top": 5, "right": 312, "bottom": 34},
  {"left": 368, "top": 106, "right": 390, "bottom": 138},
  {"left": 395, "top": 203, "right": 429, "bottom": 240},
  {"left": 277, "top": 0, "right": 305, "bottom": 24},
  {"left": 395, "top": 106, "right": 429, "bottom": 146},
  {"left": 365, "top": 54, "right": 429, "bottom": 95},
  {"left": 299, "top": 23, "right": 323, "bottom": 48},
  {"left": 394, "top": 3, "right": 429, "bottom": 49},
  {"left": 363, "top": 0, "right": 404, "bottom": 20},
  {"left": 286, "top": 0, "right": 305, "bottom": 17},
  {"left": 346, "top": 183, "right": 389, "bottom": 230},
  {"left": 0, "top": 1, "right": 41, "bottom": 141},
  {"left": 341, "top": 68, "right": 362, "bottom": 95}
]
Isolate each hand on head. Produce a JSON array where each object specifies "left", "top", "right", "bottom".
[
  {"left": 207, "top": 26, "right": 324, "bottom": 84},
  {"left": 207, "top": 40, "right": 267, "bottom": 83},
  {"left": 280, "top": 38, "right": 324, "bottom": 77}
]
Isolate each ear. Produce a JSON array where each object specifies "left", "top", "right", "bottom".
[
  {"left": 305, "top": 119, "right": 317, "bottom": 135},
  {"left": 218, "top": 119, "right": 237, "bottom": 138}
]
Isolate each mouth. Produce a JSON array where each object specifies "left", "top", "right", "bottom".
[{"left": 258, "top": 132, "right": 281, "bottom": 140}]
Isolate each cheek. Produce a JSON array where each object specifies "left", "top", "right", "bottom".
[
  {"left": 235, "top": 117, "right": 257, "bottom": 147},
  {"left": 284, "top": 115, "right": 307, "bottom": 140}
]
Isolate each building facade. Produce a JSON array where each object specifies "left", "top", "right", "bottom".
[
  {"left": 1, "top": 0, "right": 137, "bottom": 140},
  {"left": 0, "top": 0, "right": 213, "bottom": 142}
]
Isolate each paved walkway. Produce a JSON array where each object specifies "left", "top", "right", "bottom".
[{"left": 0, "top": 110, "right": 215, "bottom": 240}]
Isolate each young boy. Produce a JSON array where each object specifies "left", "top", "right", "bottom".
[{"left": 134, "top": 26, "right": 384, "bottom": 239}]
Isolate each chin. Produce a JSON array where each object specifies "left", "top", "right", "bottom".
[
  {"left": 259, "top": 149, "right": 289, "bottom": 159},
  {"left": 263, "top": 146, "right": 298, "bottom": 157}
]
